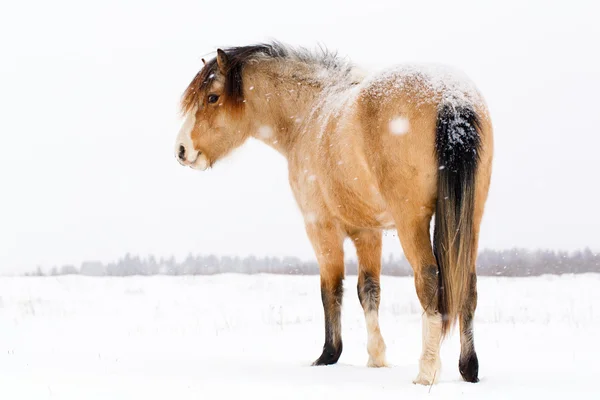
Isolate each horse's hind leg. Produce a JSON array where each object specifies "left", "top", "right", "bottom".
[
  {"left": 458, "top": 157, "right": 490, "bottom": 382},
  {"left": 394, "top": 212, "right": 442, "bottom": 385},
  {"left": 349, "top": 228, "right": 387, "bottom": 367},
  {"left": 459, "top": 272, "right": 479, "bottom": 382},
  {"left": 306, "top": 220, "right": 346, "bottom": 366},
  {"left": 459, "top": 182, "right": 487, "bottom": 382}
]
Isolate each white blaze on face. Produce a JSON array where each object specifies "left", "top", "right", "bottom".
[
  {"left": 389, "top": 116, "right": 410, "bottom": 136},
  {"left": 175, "top": 105, "right": 198, "bottom": 163}
]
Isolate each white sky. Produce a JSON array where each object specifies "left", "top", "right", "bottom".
[{"left": 1, "top": 0, "right": 599, "bottom": 274}]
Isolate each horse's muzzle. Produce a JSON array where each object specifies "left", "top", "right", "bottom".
[{"left": 175, "top": 143, "right": 209, "bottom": 171}]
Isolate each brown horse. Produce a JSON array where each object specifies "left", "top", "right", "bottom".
[{"left": 175, "top": 42, "right": 493, "bottom": 384}]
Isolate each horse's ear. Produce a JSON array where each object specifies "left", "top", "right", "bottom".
[{"left": 216, "top": 49, "right": 229, "bottom": 74}]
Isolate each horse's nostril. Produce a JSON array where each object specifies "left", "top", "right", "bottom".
[{"left": 178, "top": 145, "right": 186, "bottom": 160}]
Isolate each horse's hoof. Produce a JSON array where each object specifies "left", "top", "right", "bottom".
[
  {"left": 366, "top": 336, "right": 387, "bottom": 368},
  {"left": 367, "top": 356, "right": 388, "bottom": 368},
  {"left": 459, "top": 351, "right": 479, "bottom": 383},
  {"left": 413, "top": 375, "right": 436, "bottom": 386},
  {"left": 414, "top": 357, "right": 440, "bottom": 385},
  {"left": 413, "top": 363, "right": 440, "bottom": 385},
  {"left": 311, "top": 355, "right": 337, "bottom": 366},
  {"left": 311, "top": 343, "right": 342, "bottom": 366}
]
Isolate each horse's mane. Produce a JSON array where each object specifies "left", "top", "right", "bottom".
[{"left": 180, "top": 41, "right": 353, "bottom": 114}]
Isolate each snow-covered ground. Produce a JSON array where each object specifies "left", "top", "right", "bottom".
[{"left": 1, "top": 274, "right": 598, "bottom": 399}]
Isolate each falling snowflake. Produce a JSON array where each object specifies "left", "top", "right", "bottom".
[
  {"left": 304, "top": 212, "right": 318, "bottom": 224},
  {"left": 257, "top": 125, "right": 274, "bottom": 139}
]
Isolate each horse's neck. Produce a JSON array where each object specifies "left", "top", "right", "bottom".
[
  {"left": 245, "top": 65, "right": 356, "bottom": 157},
  {"left": 245, "top": 80, "right": 317, "bottom": 153}
]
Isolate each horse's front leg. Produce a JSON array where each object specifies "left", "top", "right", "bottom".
[{"left": 306, "top": 219, "right": 346, "bottom": 366}]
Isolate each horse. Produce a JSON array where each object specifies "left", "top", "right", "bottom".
[{"left": 174, "top": 42, "right": 493, "bottom": 385}]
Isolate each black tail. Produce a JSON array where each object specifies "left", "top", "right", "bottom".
[{"left": 434, "top": 104, "right": 481, "bottom": 336}]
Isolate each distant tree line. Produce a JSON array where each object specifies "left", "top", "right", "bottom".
[{"left": 26, "top": 248, "right": 600, "bottom": 277}]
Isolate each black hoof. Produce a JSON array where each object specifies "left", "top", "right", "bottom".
[
  {"left": 312, "top": 342, "right": 342, "bottom": 366},
  {"left": 459, "top": 351, "right": 479, "bottom": 383}
]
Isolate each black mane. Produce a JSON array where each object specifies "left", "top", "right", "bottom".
[{"left": 181, "top": 41, "right": 352, "bottom": 113}]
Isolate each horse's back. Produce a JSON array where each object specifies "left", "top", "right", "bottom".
[
  {"left": 356, "top": 63, "right": 490, "bottom": 135},
  {"left": 350, "top": 64, "right": 492, "bottom": 218},
  {"left": 297, "top": 63, "right": 493, "bottom": 230}
]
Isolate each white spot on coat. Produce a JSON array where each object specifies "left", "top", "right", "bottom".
[{"left": 389, "top": 117, "right": 410, "bottom": 135}]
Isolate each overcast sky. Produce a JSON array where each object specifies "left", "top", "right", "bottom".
[{"left": 1, "top": 0, "right": 598, "bottom": 274}]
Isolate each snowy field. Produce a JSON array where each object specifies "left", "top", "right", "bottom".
[{"left": 1, "top": 274, "right": 599, "bottom": 399}]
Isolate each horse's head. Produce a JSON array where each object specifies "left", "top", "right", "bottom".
[{"left": 175, "top": 49, "right": 248, "bottom": 170}]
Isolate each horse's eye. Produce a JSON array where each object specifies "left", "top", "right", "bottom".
[{"left": 207, "top": 94, "right": 219, "bottom": 104}]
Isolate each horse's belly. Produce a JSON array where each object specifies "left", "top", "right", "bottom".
[{"left": 322, "top": 177, "right": 395, "bottom": 230}]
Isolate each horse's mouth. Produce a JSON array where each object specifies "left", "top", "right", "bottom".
[
  {"left": 188, "top": 152, "right": 210, "bottom": 171},
  {"left": 176, "top": 150, "right": 210, "bottom": 171}
]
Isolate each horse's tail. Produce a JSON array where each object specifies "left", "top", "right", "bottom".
[{"left": 434, "top": 103, "right": 481, "bottom": 337}]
